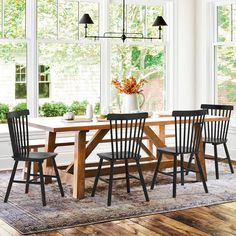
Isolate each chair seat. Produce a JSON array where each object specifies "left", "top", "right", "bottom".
[
  {"left": 97, "top": 152, "right": 141, "bottom": 160},
  {"left": 158, "top": 146, "right": 193, "bottom": 155},
  {"left": 203, "top": 138, "right": 227, "bottom": 144},
  {"left": 13, "top": 152, "right": 57, "bottom": 161}
]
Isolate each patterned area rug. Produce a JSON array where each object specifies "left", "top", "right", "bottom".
[{"left": 0, "top": 161, "right": 235, "bottom": 235}]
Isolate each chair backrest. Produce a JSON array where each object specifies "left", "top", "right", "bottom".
[
  {"left": 201, "top": 104, "right": 233, "bottom": 141},
  {"left": 7, "top": 109, "right": 30, "bottom": 158},
  {"left": 107, "top": 112, "right": 148, "bottom": 160},
  {"left": 172, "top": 110, "right": 207, "bottom": 154}
]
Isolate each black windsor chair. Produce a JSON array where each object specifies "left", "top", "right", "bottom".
[
  {"left": 4, "top": 110, "right": 64, "bottom": 206},
  {"left": 186, "top": 104, "right": 234, "bottom": 179},
  {"left": 91, "top": 112, "right": 149, "bottom": 206},
  {"left": 151, "top": 110, "right": 208, "bottom": 198}
]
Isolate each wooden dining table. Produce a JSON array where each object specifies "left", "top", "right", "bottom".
[{"left": 28, "top": 115, "right": 227, "bottom": 199}]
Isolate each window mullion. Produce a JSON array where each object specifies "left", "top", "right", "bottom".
[{"left": 26, "top": 0, "right": 38, "bottom": 117}]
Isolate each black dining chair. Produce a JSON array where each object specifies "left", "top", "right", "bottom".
[
  {"left": 151, "top": 110, "right": 208, "bottom": 198},
  {"left": 91, "top": 112, "right": 149, "bottom": 206},
  {"left": 4, "top": 109, "right": 64, "bottom": 206},
  {"left": 186, "top": 104, "right": 234, "bottom": 179}
]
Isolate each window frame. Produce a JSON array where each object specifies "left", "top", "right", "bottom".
[
  {"left": 15, "top": 64, "right": 27, "bottom": 99},
  {"left": 210, "top": 0, "right": 236, "bottom": 112},
  {"left": 0, "top": 0, "right": 174, "bottom": 117},
  {"left": 102, "top": 0, "right": 174, "bottom": 112}
]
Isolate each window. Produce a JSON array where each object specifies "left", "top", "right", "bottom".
[
  {"left": 109, "top": 2, "right": 166, "bottom": 112},
  {"left": 0, "top": 0, "right": 27, "bottom": 108},
  {"left": 39, "top": 65, "right": 50, "bottom": 98},
  {"left": 15, "top": 64, "right": 50, "bottom": 99},
  {"left": 214, "top": 2, "right": 236, "bottom": 117},
  {"left": 37, "top": 0, "right": 100, "bottom": 111},
  {"left": 0, "top": 0, "right": 171, "bottom": 116},
  {"left": 15, "top": 64, "right": 26, "bottom": 99}
]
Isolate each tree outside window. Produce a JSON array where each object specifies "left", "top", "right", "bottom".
[{"left": 216, "top": 4, "right": 236, "bottom": 117}]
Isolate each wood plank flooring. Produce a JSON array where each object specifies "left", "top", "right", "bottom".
[{"left": 0, "top": 202, "right": 236, "bottom": 236}]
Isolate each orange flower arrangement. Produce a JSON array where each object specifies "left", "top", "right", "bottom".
[{"left": 112, "top": 76, "right": 146, "bottom": 94}]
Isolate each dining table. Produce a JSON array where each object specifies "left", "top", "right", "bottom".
[{"left": 28, "top": 115, "right": 227, "bottom": 199}]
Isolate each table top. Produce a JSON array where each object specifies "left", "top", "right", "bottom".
[{"left": 28, "top": 115, "right": 227, "bottom": 133}]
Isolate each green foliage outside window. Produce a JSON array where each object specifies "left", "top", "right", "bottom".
[
  {"left": 12, "top": 102, "right": 27, "bottom": 111},
  {"left": 94, "top": 102, "right": 101, "bottom": 115},
  {"left": 40, "top": 102, "right": 68, "bottom": 117},
  {"left": 69, "top": 101, "right": 88, "bottom": 115},
  {"left": 216, "top": 4, "right": 236, "bottom": 116},
  {"left": 0, "top": 103, "right": 9, "bottom": 123}
]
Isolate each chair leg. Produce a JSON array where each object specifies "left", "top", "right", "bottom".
[
  {"left": 151, "top": 151, "right": 163, "bottom": 190},
  {"left": 186, "top": 153, "right": 193, "bottom": 175},
  {"left": 136, "top": 159, "right": 149, "bottom": 202},
  {"left": 107, "top": 161, "right": 114, "bottom": 206},
  {"left": 91, "top": 158, "right": 103, "bottom": 197},
  {"left": 223, "top": 143, "right": 234, "bottom": 174},
  {"left": 180, "top": 154, "right": 184, "bottom": 185},
  {"left": 4, "top": 160, "right": 18, "bottom": 203},
  {"left": 213, "top": 144, "right": 219, "bottom": 179},
  {"left": 25, "top": 161, "right": 32, "bottom": 193},
  {"left": 124, "top": 159, "right": 130, "bottom": 193},
  {"left": 52, "top": 158, "right": 64, "bottom": 197},
  {"left": 38, "top": 161, "right": 46, "bottom": 206},
  {"left": 195, "top": 154, "right": 208, "bottom": 193},
  {"left": 173, "top": 155, "right": 177, "bottom": 198}
]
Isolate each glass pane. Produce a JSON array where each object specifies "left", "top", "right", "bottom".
[
  {"left": 79, "top": 2, "right": 99, "bottom": 39},
  {"left": 59, "top": 0, "right": 78, "bottom": 40},
  {"left": 126, "top": 4, "right": 145, "bottom": 40},
  {"left": 39, "top": 83, "right": 50, "bottom": 98},
  {"left": 109, "top": 3, "right": 145, "bottom": 41},
  {"left": 216, "top": 46, "right": 236, "bottom": 117},
  {"left": 0, "top": 43, "right": 27, "bottom": 107},
  {"left": 0, "top": 1, "right": 2, "bottom": 38},
  {"left": 109, "top": 3, "right": 122, "bottom": 34},
  {"left": 37, "top": 0, "right": 57, "bottom": 39},
  {"left": 16, "top": 74, "right": 20, "bottom": 81},
  {"left": 21, "top": 65, "right": 25, "bottom": 74},
  {"left": 4, "top": 0, "right": 26, "bottom": 38},
  {"left": 217, "top": 5, "right": 231, "bottom": 42},
  {"left": 233, "top": 5, "right": 236, "bottom": 42},
  {"left": 38, "top": 43, "right": 100, "bottom": 116},
  {"left": 15, "top": 83, "right": 26, "bottom": 99},
  {"left": 146, "top": 6, "right": 163, "bottom": 38},
  {"left": 111, "top": 44, "right": 165, "bottom": 112},
  {"left": 39, "top": 65, "right": 50, "bottom": 81}
]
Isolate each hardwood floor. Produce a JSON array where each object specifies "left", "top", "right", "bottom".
[{"left": 0, "top": 202, "right": 236, "bottom": 236}]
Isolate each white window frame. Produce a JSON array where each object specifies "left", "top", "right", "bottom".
[
  {"left": 209, "top": 0, "right": 236, "bottom": 105},
  {"left": 0, "top": 0, "right": 174, "bottom": 117},
  {"left": 104, "top": 0, "right": 174, "bottom": 111}
]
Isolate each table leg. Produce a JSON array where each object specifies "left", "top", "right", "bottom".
[
  {"left": 197, "top": 134, "right": 207, "bottom": 181},
  {"left": 159, "top": 125, "right": 165, "bottom": 143},
  {"left": 44, "top": 131, "right": 56, "bottom": 184},
  {"left": 144, "top": 126, "right": 166, "bottom": 149},
  {"left": 73, "top": 131, "right": 87, "bottom": 199}
]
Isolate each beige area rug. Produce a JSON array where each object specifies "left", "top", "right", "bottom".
[{"left": 0, "top": 160, "right": 235, "bottom": 235}]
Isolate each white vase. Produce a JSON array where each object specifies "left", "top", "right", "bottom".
[
  {"left": 122, "top": 94, "right": 145, "bottom": 113},
  {"left": 86, "top": 104, "right": 93, "bottom": 119}
]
